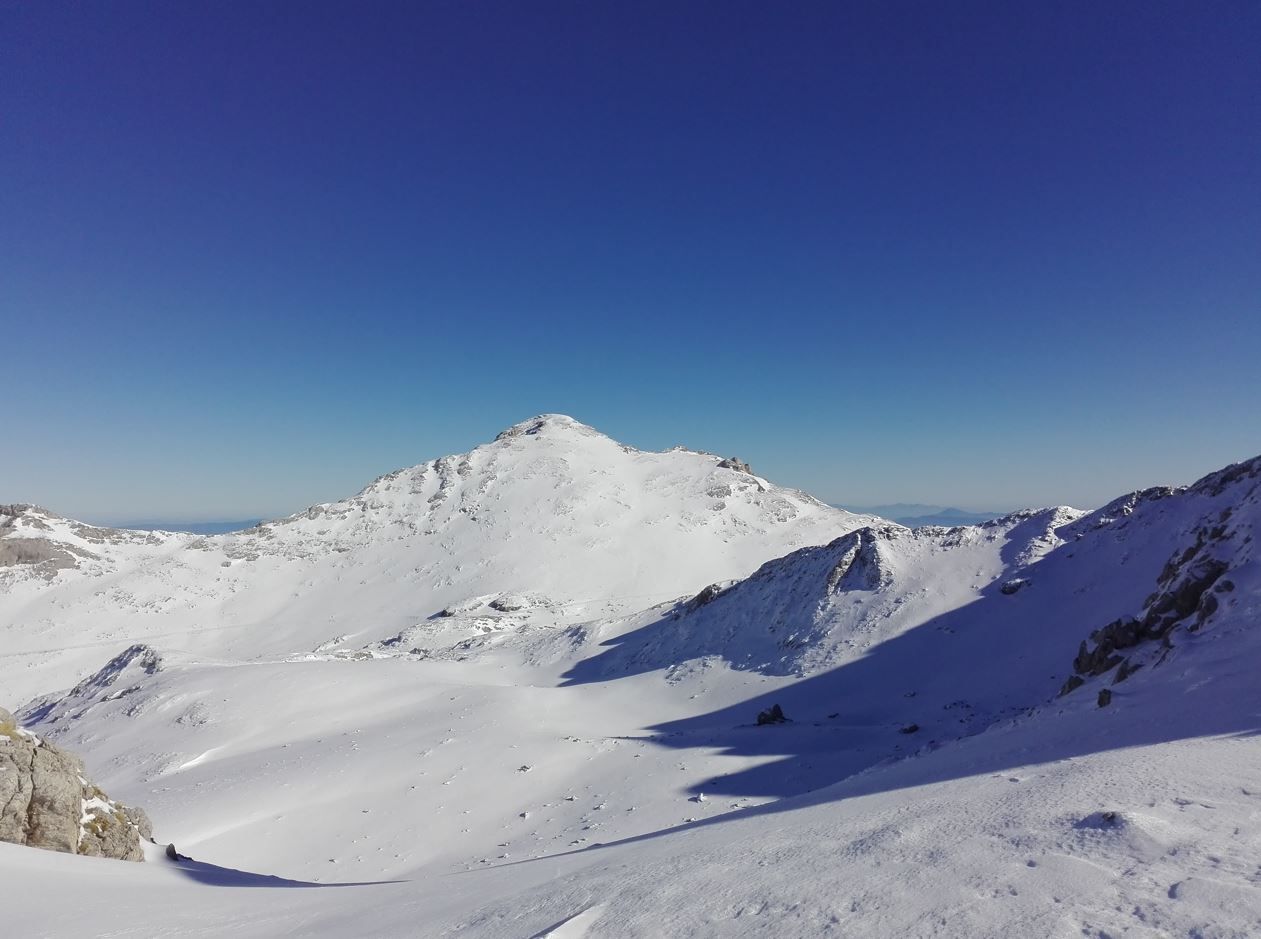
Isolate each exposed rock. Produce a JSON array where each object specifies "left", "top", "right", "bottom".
[
  {"left": 1059, "top": 675, "right": 1085, "bottom": 697},
  {"left": 717, "top": 457, "right": 754, "bottom": 475},
  {"left": 0, "top": 707, "right": 151, "bottom": 861},
  {"left": 1068, "top": 523, "right": 1233, "bottom": 683},
  {"left": 488, "top": 596, "right": 527, "bottom": 613},
  {"left": 1000, "top": 577, "right": 1030, "bottom": 596},
  {"left": 899, "top": 723, "right": 920, "bottom": 735},
  {"left": 165, "top": 843, "right": 191, "bottom": 862},
  {"left": 22, "top": 644, "right": 163, "bottom": 726},
  {"left": 1097, "top": 688, "right": 1113, "bottom": 708},
  {"left": 826, "top": 528, "right": 896, "bottom": 593},
  {"left": 756, "top": 704, "right": 787, "bottom": 725},
  {"left": 1075, "top": 810, "right": 1124, "bottom": 831},
  {"left": 683, "top": 583, "right": 728, "bottom": 614}
]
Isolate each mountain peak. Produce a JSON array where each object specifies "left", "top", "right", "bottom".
[{"left": 492, "top": 414, "right": 602, "bottom": 443}]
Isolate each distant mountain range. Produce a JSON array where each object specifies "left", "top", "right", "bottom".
[
  {"left": 102, "top": 519, "right": 262, "bottom": 535},
  {"left": 836, "top": 503, "right": 1005, "bottom": 527}
]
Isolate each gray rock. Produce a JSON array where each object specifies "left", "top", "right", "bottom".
[{"left": 0, "top": 706, "right": 150, "bottom": 861}]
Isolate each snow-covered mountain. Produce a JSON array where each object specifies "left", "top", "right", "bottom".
[
  {"left": 0, "top": 414, "right": 882, "bottom": 702},
  {"left": 3, "top": 427, "right": 1259, "bottom": 938}
]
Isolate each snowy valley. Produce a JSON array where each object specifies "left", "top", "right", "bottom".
[{"left": 2, "top": 416, "right": 1259, "bottom": 938}]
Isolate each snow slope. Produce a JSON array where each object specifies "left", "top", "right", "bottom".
[
  {"left": 2, "top": 431, "right": 1259, "bottom": 938},
  {"left": 0, "top": 414, "right": 881, "bottom": 703}
]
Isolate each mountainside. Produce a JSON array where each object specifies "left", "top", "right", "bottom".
[
  {"left": 2, "top": 435, "right": 1259, "bottom": 938},
  {"left": 0, "top": 415, "right": 881, "bottom": 702}
]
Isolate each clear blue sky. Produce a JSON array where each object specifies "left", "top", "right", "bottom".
[{"left": 2, "top": 1, "right": 1258, "bottom": 521}]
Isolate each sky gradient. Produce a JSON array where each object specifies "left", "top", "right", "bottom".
[{"left": 3, "top": 1, "right": 1258, "bottom": 521}]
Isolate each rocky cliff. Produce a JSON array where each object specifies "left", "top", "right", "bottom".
[{"left": 0, "top": 706, "right": 151, "bottom": 861}]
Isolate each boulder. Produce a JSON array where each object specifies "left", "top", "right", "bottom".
[
  {"left": 756, "top": 704, "right": 788, "bottom": 725},
  {"left": 0, "top": 706, "right": 151, "bottom": 861}
]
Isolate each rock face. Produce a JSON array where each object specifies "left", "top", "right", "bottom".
[
  {"left": 1064, "top": 510, "right": 1240, "bottom": 691},
  {"left": 0, "top": 707, "right": 151, "bottom": 861}
]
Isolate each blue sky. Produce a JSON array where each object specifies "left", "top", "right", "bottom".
[{"left": 2, "top": 1, "right": 1258, "bottom": 521}]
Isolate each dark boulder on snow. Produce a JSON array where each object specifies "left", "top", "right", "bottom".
[
  {"left": 165, "top": 843, "right": 191, "bottom": 861},
  {"left": 756, "top": 704, "right": 788, "bottom": 725},
  {"left": 1059, "top": 675, "right": 1086, "bottom": 697},
  {"left": 1074, "top": 810, "right": 1124, "bottom": 831}
]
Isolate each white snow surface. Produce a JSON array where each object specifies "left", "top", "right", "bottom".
[{"left": 2, "top": 418, "right": 1260, "bottom": 938}]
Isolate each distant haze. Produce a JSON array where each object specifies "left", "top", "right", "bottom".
[
  {"left": 98, "top": 520, "right": 262, "bottom": 535},
  {"left": 839, "top": 505, "right": 1007, "bottom": 527}
]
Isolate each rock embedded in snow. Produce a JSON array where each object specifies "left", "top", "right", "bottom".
[
  {"left": 716, "top": 457, "right": 754, "bottom": 475},
  {"left": 0, "top": 707, "right": 151, "bottom": 861},
  {"left": 756, "top": 703, "right": 788, "bottom": 725}
]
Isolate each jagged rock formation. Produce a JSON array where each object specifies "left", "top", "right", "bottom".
[
  {"left": 22, "top": 644, "right": 163, "bottom": 726},
  {"left": 1060, "top": 456, "right": 1258, "bottom": 695},
  {"left": 0, "top": 707, "right": 151, "bottom": 861},
  {"left": 826, "top": 526, "right": 899, "bottom": 592}
]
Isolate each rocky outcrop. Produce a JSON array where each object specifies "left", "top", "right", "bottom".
[
  {"left": 22, "top": 644, "right": 163, "bottom": 726},
  {"left": 717, "top": 457, "right": 754, "bottom": 475},
  {"left": 682, "top": 582, "right": 729, "bottom": 615},
  {"left": 826, "top": 528, "right": 897, "bottom": 593},
  {"left": 1063, "top": 514, "right": 1240, "bottom": 694},
  {"left": 0, "top": 506, "right": 92, "bottom": 572},
  {"left": 0, "top": 707, "right": 151, "bottom": 861}
]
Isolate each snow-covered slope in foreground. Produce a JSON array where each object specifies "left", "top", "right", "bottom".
[
  {"left": 0, "top": 414, "right": 880, "bottom": 702},
  {"left": 4, "top": 445, "right": 1261, "bottom": 938}
]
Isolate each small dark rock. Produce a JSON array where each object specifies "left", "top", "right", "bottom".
[
  {"left": 899, "top": 723, "right": 919, "bottom": 734},
  {"left": 1097, "top": 688, "right": 1112, "bottom": 708},
  {"left": 1059, "top": 675, "right": 1085, "bottom": 697},
  {"left": 1074, "top": 810, "right": 1123, "bottom": 831},
  {"left": 756, "top": 704, "right": 788, "bottom": 725},
  {"left": 165, "top": 843, "right": 191, "bottom": 862}
]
